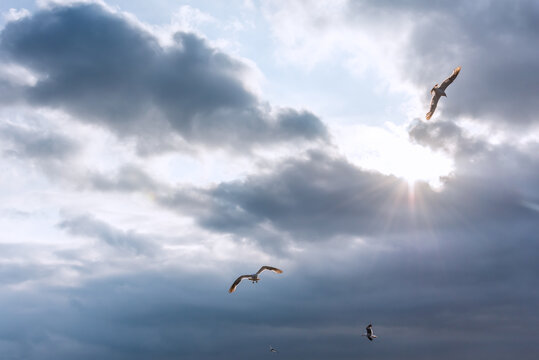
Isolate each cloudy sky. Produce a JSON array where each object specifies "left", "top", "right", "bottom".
[{"left": 0, "top": 0, "right": 538, "bottom": 359}]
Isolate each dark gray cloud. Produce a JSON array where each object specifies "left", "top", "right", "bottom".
[
  {"left": 0, "top": 263, "right": 53, "bottom": 286},
  {"left": 87, "top": 165, "right": 165, "bottom": 193},
  {"left": 0, "top": 3, "right": 328, "bottom": 151},
  {"left": 0, "top": 122, "right": 81, "bottom": 182},
  {"left": 158, "top": 141, "right": 538, "bottom": 245},
  {"left": 163, "top": 151, "right": 417, "bottom": 240},
  {"left": 0, "top": 242, "right": 58, "bottom": 287},
  {"left": 1, "top": 143, "right": 538, "bottom": 359},
  {"left": 407, "top": 119, "right": 488, "bottom": 156},
  {"left": 1, "top": 220, "right": 537, "bottom": 360},
  {"left": 0, "top": 123, "right": 78, "bottom": 160},
  {"left": 58, "top": 215, "right": 159, "bottom": 256},
  {"left": 408, "top": 120, "right": 539, "bottom": 195},
  {"left": 347, "top": 0, "right": 539, "bottom": 126},
  {"left": 75, "top": 117, "right": 537, "bottom": 254}
]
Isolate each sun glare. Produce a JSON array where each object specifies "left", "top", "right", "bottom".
[
  {"left": 390, "top": 143, "right": 452, "bottom": 188},
  {"left": 334, "top": 123, "right": 454, "bottom": 189}
]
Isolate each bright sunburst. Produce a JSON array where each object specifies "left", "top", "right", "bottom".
[{"left": 334, "top": 123, "right": 454, "bottom": 188}]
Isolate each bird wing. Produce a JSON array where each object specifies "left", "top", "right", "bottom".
[
  {"left": 228, "top": 275, "right": 250, "bottom": 293},
  {"left": 425, "top": 92, "right": 441, "bottom": 120},
  {"left": 439, "top": 66, "right": 461, "bottom": 91},
  {"left": 256, "top": 266, "right": 283, "bottom": 275}
]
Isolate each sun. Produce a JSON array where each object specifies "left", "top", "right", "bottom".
[
  {"left": 402, "top": 172, "right": 422, "bottom": 187},
  {"left": 388, "top": 143, "right": 453, "bottom": 189},
  {"left": 397, "top": 147, "right": 450, "bottom": 187},
  {"left": 334, "top": 123, "right": 454, "bottom": 189}
]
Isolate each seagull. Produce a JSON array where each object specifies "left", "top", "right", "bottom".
[
  {"left": 425, "top": 66, "right": 461, "bottom": 120},
  {"left": 269, "top": 345, "right": 278, "bottom": 353},
  {"left": 361, "top": 324, "right": 377, "bottom": 341},
  {"left": 228, "top": 266, "right": 283, "bottom": 293}
]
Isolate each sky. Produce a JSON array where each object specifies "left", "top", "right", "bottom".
[{"left": 0, "top": 0, "right": 538, "bottom": 359}]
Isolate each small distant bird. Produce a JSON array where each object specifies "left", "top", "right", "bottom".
[
  {"left": 361, "top": 324, "right": 377, "bottom": 341},
  {"left": 269, "top": 345, "right": 278, "bottom": 353},
  {"left": 425, "top": 66, "right": 461, "bottom": 120},
  {"left": 228, "top": 266, "right": 283, "bottom": 293}
]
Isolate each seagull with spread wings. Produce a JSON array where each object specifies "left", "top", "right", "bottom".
[
  {"left": 361, "top": 324, "right": 377, "bottom": 341},
  {"left": 228, "top": 266, "right": 283, "bottom": 293},
  {"left": 425, "top": 66, "right": 461, "bottom": 120},
  {"left": 269, "top": 345, "right": 278, "bottom": 353}
]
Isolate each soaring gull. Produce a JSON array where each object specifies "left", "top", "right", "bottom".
[
  {"left": 228, "top": 266, "right": 283, "bottom": 293},
  {"left": 361, "top": 324, "right": 377, "bottom": 341},
  {"left": 425, "top": 66, "right": 461, "bottom": 120},
  {"left": 269, "top": 345, "right": 278, "bottom": 353}
]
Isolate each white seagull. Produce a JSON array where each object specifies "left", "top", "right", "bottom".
[
  {"left": 269, "top": 345, "right": 278, "bottom": 353},
  {"left": 425, "top": 66, "right": 461, "bottom": 120},
  {"left": 361, "top": 324, "right": 377, "bottom": 341},
  {"left": 228, "top": 266, "right": 283, "bottom": 293}
]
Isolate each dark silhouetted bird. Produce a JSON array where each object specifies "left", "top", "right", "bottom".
[{"left": 361, "top": 324, "right": 377, "bottom": 341}]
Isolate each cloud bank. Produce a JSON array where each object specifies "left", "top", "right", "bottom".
[{"left": 0, "top": 3, "right": 328, "bottom": 152}]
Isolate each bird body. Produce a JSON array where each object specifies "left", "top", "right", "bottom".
[
  {"left": 246, "top": 273, "right": 261, "bottom": 282},
  {"left": 425, "top": 66, "right": 461, "bottom": 120},
  {"left": 228, "top": 266, "right": 283, "bottom": 293},
  {"left": 269, "top": 345, "right": 278, "bottom": 353},
  {"left": 431, "top": 86, "right": 447, "bottom": 98}
]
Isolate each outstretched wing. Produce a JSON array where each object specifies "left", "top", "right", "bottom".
[
  {"left": 256, "top": 266, "right": 283, "bottom": 275},
  {"left": 439, "top": 66, "right": 461, "bottom": 91},
  {"left": 228, "top": 275, "right": 250, "bottom": 293},
  {"left": 426, "top": 92, "right": 441, "bottom": 120}
]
